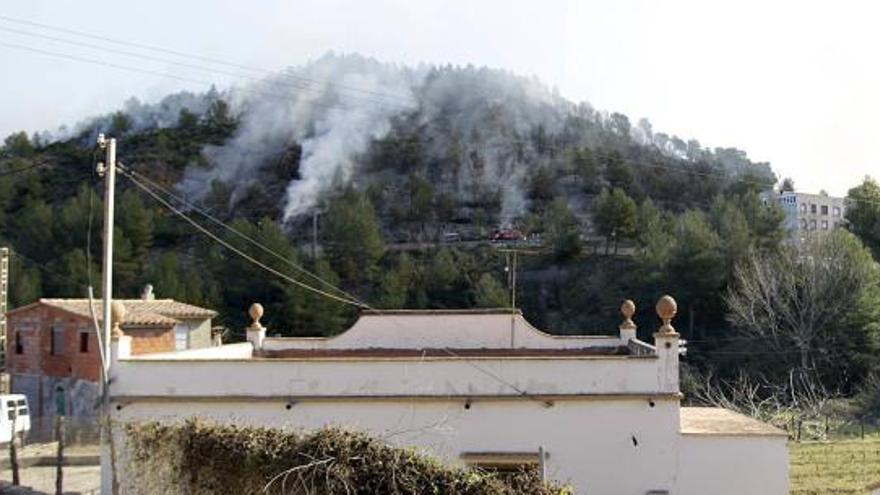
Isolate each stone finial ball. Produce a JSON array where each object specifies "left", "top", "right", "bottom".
[
  {"left": 110, "top": 300, "right": 127, "bottom": 325},
  {"left": 248, "top": 303, "right": 264, "bottom": 323},
  {"left": 621, "top": 299, "right": 636, "bottom": 319},
  {"left": 656, "top": 295, "right": 677, "bottom": 321}
]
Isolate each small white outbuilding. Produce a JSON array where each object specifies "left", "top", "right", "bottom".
[{"left": 105, "top": 296, "right": 789, "bottom": 494}]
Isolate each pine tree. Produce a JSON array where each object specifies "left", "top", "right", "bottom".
[{"left": 323, "top": 189, "right": 385, "bottom": 283}]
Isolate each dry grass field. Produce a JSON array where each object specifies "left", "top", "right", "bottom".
[{"left": 790, "top": 435, "right": 880, "bottom": 494}]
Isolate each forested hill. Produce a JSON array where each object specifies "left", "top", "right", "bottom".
[{"left": 0, "top": 53, "right": 782, "bottom": 344}]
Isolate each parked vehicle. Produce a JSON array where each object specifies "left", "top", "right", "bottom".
[
  {"left": 490, "top": 228, "right": 526, "bottom": 242},
  {"left": 0, "top": 394, "right": 30, "bottom": 444},
  {"left": 441, "top": 232, "right": 462, "bottom": 243}
]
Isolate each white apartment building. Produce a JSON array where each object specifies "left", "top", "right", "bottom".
[
  {"left": 763, "top": 189, "right": 847, "bottom": 243},
  {"left": 104, "top": 296, "right": 789, "bottom": 494}
]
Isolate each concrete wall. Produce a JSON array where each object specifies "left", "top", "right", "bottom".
[
  {"left": 11, "top": 372, "right": 99, "bottom": 418},
  {"left": 114, "top": 396, "right": 682, "bottom": 494},
  {"left": 679, "top": 434, "right": 789, "bottom": 495},
  {"left": 263, "top": 313, "right": 622, "bottom": 351},
  {"left": 184, "top": 318, "right": 212, "bottom": 349},
  {"left": 112, "top": 354, "right": 670, "bottom": 398}
]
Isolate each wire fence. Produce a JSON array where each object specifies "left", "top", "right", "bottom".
[{"left": 779, "top": 414, "right": 880, "bottom": 443}]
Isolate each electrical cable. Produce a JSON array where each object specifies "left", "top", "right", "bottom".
[
  {"left": 0, "top": 14, "right": 414, "bottom": 105},
  {"left": 2, "top": 35, "right": 878, "bottom": 212},
  {"left": 0, "top": 25, "right": 414, "bottom": 112},
  {"left": 121, "top": 168, "right": 367, "bottom": 308},
  {"left": 121, "top": 167, "right": 545, "bottom": 403},
  {"left": 117, "top": 162, "right": 361, "bottom": 305}
]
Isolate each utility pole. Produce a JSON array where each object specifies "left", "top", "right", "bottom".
[
  {"left": 0, "top": 247, "right": 8, "bottom": 387},
  {"left": 0, "top": 247, "right": 12, "bottom": 394},
  {"left": 497, "top": 247, "right": 540, "bottom": 348},
  {"left": 97, "top": 134, "right": 116, "bottom": 379},
  {"left": 96, "top": 134, "right": 116, "bottom": 495},
  {"left": 311, "top": 209, "right": 319, "bottom": 260}
]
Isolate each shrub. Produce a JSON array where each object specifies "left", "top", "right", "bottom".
[{"left": 125, "top": 420, "right": 569, "bottom": 495}]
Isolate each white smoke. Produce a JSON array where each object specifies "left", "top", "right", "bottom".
[
  {"left": 416, "top": 67, "right": 570, "bottom": 221},
  {"left": 182, "top": 53, "right": 421, "bottom": 220}
]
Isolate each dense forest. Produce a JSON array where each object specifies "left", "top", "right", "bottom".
[{"left": 2, "top": 54, "right": 880, "bottom": 422}]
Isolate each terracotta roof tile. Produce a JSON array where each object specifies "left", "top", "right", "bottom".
[{"left": 34, "top": 299, "right": 216, "bottom": 327}]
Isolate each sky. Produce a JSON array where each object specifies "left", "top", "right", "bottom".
[{"left": 1, "top": 0, "right": 878, "bottom": 196}]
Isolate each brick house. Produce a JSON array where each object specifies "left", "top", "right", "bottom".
[{"left": 6, "top": 297, "right": 216, "bottom": 418}]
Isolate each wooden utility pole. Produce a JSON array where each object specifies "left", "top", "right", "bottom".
[
  {"left": 55, "top": 415, "right": 64, "bottom": 495},
  {"left": 311, "top": 210, "right": 319, "bottom": 260},
  {"left": 496, "top": 247, "right": 541, "bottom": 347},
  {"left": 9, "top": 409, "right": 19, "bottom": 486}
]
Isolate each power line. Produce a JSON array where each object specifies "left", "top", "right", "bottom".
[
  {"left": 0, "top": 161, "right": 49, "bottom": 177},
  {"left": 120, "top": 167, "right": 545, "bottom": 404},
  {"left": 120, "top": 168, "right": 367, "bottom": 308},
  {"left": 117, "top": 162, "right": 362, "bottom": 305},
  {"left": 0, "top": 15, "right": 414, "bottom": 106},
  {"left": 2, "top": 17, "right": 875, "bottom": 211},
  {"left": 4, "top": 30, "right": 877, "bottom": 212}
]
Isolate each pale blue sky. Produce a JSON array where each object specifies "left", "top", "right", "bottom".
[{"left": 1, "top": 0, "right": 877, "bottom": 195}]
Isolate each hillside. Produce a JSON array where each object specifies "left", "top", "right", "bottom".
[{"left": 0, "top": 53, "right": 783, "bottom": 347}]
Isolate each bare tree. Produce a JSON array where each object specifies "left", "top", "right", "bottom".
[{"left": 725, "top": 230, "right": 879, "bottom": 371}]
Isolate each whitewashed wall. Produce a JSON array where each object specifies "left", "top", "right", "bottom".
[
  {"left": 678, "top": 435, "right": 789, "bottom": 494},
  {"left": 114, "top": 397, "right": 681, "bottom": 494},
  {"left": 262, "top": 313, "right": 622, "bottom": 351},
  {"left": 113, "top": 354, "right": 672, "bottom": 397}
]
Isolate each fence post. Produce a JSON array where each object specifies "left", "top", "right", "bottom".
[
  {"left": 9, "top": 409, "right": 19, "bottom": 485},
  {"left": 56, "top": 415, "right": 65, "bottom": 495}
]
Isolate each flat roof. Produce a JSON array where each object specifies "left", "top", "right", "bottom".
[
  {"left": 680, "top": 407, "right": 788, "bottom": 437},
  {"left": 257, "top": 346, "right": 631, "bottom": 359}
]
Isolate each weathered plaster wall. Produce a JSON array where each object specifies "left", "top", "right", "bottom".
[
  {"left": 678, "top": 434, "right": 789, "bottom": 495},
  {"left": 11, "top": 373, "right": 99, "bottom": 418},
  {"left": 262, "top": 313, "right": 622, "bottom": 351},
  {"left": 114, "top": 397, "right": 681, "bottom": 494},
  {"left": 184, "top": 318, "right": 212, "bottom": 349},
  {"left": 112, "top": 355, "right": 671, "bottom": 398}
]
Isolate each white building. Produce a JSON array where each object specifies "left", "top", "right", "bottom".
[
  {"left": 105, "top": 296, "right": 788, "bottom": 494},
  {"left": 763, "top": 189, "right": 847, "bottom": 243}
]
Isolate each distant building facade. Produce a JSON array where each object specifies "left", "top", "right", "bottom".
[
  {"left": 763, "top": 190, "right": 847, "bottom": 243},
  {"left": 5, "top": 296, "right": 216, "bottom": 418}
]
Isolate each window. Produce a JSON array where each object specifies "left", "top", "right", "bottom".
[
  {"left": 460, "top": 452, "right": 543, "bottom": 475},
  {"left": 810, "top": 204, "right": 817, "bottom": 214},
  {"left": 50, "top": 325, "right": 64, "bottom": 356},
  {"left": 79, "top": 331, "right": 89, "bottom": 353},
  {"left": 810, "top": 220, "right": 817, "bottom": 230},
  {"left": 174, "top": 325, "right": 189, "bottom": 350},
  {"left": 821, "top": 220, "right": 829, "bottom": 230},
  {"left": 821, "top": 205, "right": 828, "bottom": 215},
  {"left": 833, "top": 206, "right": 841, "bottom": 217},
  {"left": 14, "top": 332, "right": 22, "bottom": 354},
  {"left": 801, "top": 219, "right": 808, "bottom": 230},
  {"left": 800, "top": 203, "right": 807, "bottom": 213}
]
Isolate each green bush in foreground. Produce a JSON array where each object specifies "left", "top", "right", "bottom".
[{"left": 125, "top": 420, "right": 569, "bottom": 495}]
